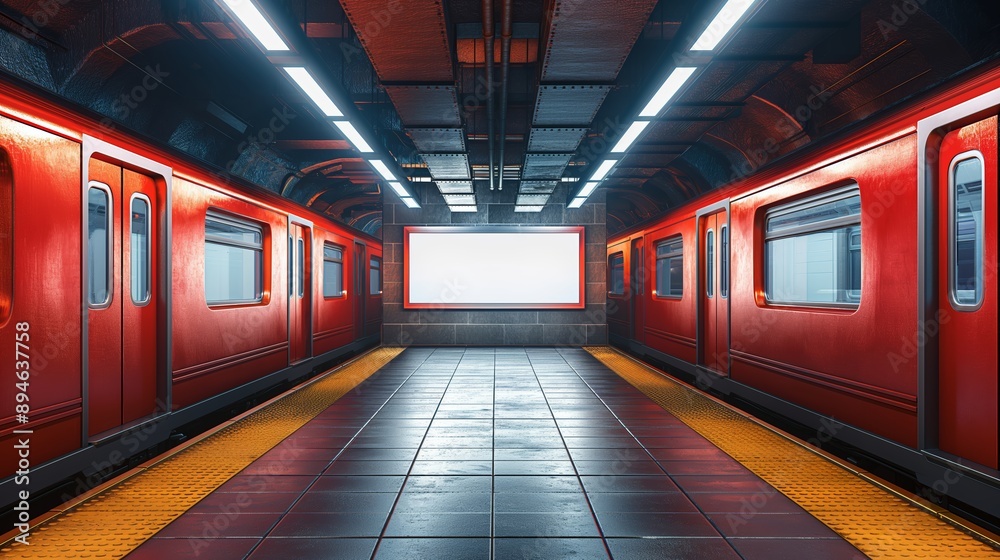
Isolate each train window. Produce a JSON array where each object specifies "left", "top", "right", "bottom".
[
  {"left": 205, "top": 212, "right": 264, "bottom": 305},
  {"left": 0, "top": 150, "right": 11, "bottom": 324},
  {"left": 323, "top": 244, "right": 344, "bottom": 298},
  {"left": 706, "top": 230, "right": 714, "bottom": 298},
  {"left": 608, "top": 253, "right": 625, "bottom": 295},
  {"left": 720, "top": 226, "right": 729, "bottom": 299},
  {"left": 370, "top": 257, "right": 382, "bottom": 295},
  {"left": 130, "top": 195, "right": 151, "bottom": 305},
  {"left": 950, "top": 154, "right": 984, "bottom": 309},
  {"left": 655, "top": 237, "right": 683, "bottom": 298},
  {"left": 765, "top": 186, "right": 862, "bottom": 307},
  {"left": 297, "top": 238, "right": 305, "bottom": 298},
  {"left": 87, "top": 183, "right": 112, "bottom": 308}
]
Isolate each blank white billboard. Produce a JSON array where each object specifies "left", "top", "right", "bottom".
[{"left": 405, "top": 227, "right": 584, "bottom": 309}]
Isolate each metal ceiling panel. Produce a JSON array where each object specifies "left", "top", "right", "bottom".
[
  {"left": 526, "top": 127, "right": 589, "bottom": 152},
  {"left": 518, "top": 180, "right": 559, "bottom": 194},
  {"left": 385, "top": 86, "right": 462, "bottom": 126},
  {"left": 339, "top": 0, "right": 453, "bottom": 83},
  {"left": 532, "top": 85, "right": 612, "bottom": 126},
  {"left": 436, "top": 180, "right": 475, "bottom": 194},
  {"left": 521, "top": 153, "right": 574, "bottom": 180},
  {"left": 539, "top": 0, "right": 659, "bottom": 82},
  {"left": 407, "top": 128, "right": 467, "bottom": 152},
  {"left": 422, "top": 153, "right": 472, "bottom": 180}
]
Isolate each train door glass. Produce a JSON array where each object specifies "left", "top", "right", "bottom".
[
  {"left": 630, "top": 238, "right": 645, "bottom": 345},
  {"left": 289, "top": 223, "right": 312, "bottom": 364},
  {"left": 87, "top": 160, "right": 159, "bottom": 437},
  {"left": 699, "top": 209, "right": 729, "bottom": 375},
  {"left": 354, "top": 242, "right": 366, "bottom": 339},
  {"left": 936, "top": 116, "right": 998, "bottom": 469}
]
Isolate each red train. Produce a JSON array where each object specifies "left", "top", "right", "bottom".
[
  {"left": 608, "top": 62, "right": 999, "bottom": 519},
  {"left": 0, "top": 78, "right": 382, "bottom": 508}
]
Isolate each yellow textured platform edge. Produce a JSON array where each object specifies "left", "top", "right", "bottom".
[
  {"left": 584, "top": 346, "right": 1000, "bottom": 559},
  {"left": 0, "top": 347, "right": 403, "bottom": 559}
]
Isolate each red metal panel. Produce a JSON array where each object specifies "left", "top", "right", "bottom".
[
  {"left": 606, "top": 240, "right": 630, "bottom": 341},
  {"left": 630, "top": 238, "right": 646, "bottom": 346},
  {"left": 644, "top": 218, "right": 698, "bottom": 362},
  {"left": 937, "top": 117, "right": 999, "bottom": 469},
  {"left": 0, "top": 112, "right": 83, "bottom": 474},
  {"left": 289, "top": 223, "right": 311, "bottom": 364}
]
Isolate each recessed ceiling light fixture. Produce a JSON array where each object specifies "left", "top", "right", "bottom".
[
  {"left": 219, "top": 0, "right": 289, "bottom": 51},
  {"left": 690, "top": 0, "right": 760, "bottom": 52},
  {"left": 333, "top": 121, "right": 373, "bottom": 153},
  {"left": 611, "top": 121, "right": 651, "bottom": 153},
  {"left": 639, "top": 67, "right": 698, "bottom": 118},
  {"left": 283, "top": 67, "right": 343, "bottom": 117}
]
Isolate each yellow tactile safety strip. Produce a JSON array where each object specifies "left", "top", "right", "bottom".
[
  {"left": 0, "top": 347, "right": 403, "bottom": 559},
  {"left": 585, "top": 346, "right": 1000, "bottom": 559}
]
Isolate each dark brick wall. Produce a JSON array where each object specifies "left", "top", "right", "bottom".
[{"left": 382, "top": 185, "right": 607, "bottom": 346}]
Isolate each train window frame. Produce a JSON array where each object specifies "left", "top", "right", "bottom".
[
  {"left": 0, "top": 149, "right": 11, "bottom": 324},
  {"left": 87, "top": 182, "right": 114, "bottom": 309},
  {"left": 948, "top": 151, "right": 985, "bottom": 311},
  {"left": 706, "top": 229, "right": 714, "bottom": 298},
  {"left": 322, "top": 243, "right": 345, "bottom": 299},
  {"left": 763, "top": 184, "right": 862, "bottom": 309},
  {"left": 655, "top": 236, "right": 684, "bottom": 299},
  {"left": 608, "top": 252, "right": 625, "bottom": 296},
  {"left": 204, "top": 210, "right": 265, "bottom": 306},
  {"left": 129, "top": 193, "right": 152, "bottom": 306},
  {"left": 369, "top": 256, "right": 382, "bottom": 296},
  {"left": 720, "top": 225, "right": 729, "bottom": 299}
]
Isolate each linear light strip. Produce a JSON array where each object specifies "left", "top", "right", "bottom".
[
  {"left": 333, "top": 121, "right": 373, "bottom": 153},
  {"left": 691, "top": 0, "right": 759, "bottom": 52},
  {"left": 283, "top": 67, "right": 343, "bottom": 117},
  {"left": 219, "top": 0, "right": 289, "bottom": 51}
]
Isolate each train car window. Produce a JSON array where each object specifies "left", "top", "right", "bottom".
[
  {"left": 323, "top": 244, "right": 344, "bottom": 298},
  {"left": 950, "top": 154, "right": 984, "bottom": 309},
  {"left": 130, "top": 195, "right": 151, "bottom": 305},
  {"left": 706, "top": 230, "right": 714, "bottom": 298},
  {"left": 370, "top": 257, "right": 382, "bottom": 295},
  {"left": 608, "top": 253, "right": 625, "bottom": 295},
  {"left": 720, "top": 226, "right": 729, "bottom": 299},
  {"left": 765, "top": 186, "right": 861, "bottom": 307},
  {"left": 205, "top": 212, "right": 264, "bottom": 305},
  {"left": 0, "top": 150, "right": 11, "bottom": 323},
  {"left": 87, "top": 184, "right": 112, "bottom": 308},
  {"left": 655, "top": 237, "right": 683, "bottom": 298},
  {"left": 297, "top": 238, "right": 305, "bottom": 298}
]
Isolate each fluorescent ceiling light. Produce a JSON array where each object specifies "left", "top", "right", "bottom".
[
  {"left": 442, "top": 194, "right": 477, "bottom": 206},
  {"left": 578, "top": 181, "right": 601, "bottom": 198},
  {"left": 409, "top": 176, "right": 433, "bottom": 182},
  {"left": 219, "top": 0, "right": 289, "bottom": 51},
  {"left": 401, "top": 197, "right": 421, "bottom": 209},
  {"left": 568, "top": 197, "right": 587, "bottom": 209},
  {"left": 691, "top": 0, "right": 759, "bottom": 52},
  {"left": 590, "top": 160, "right": 618, "bottom": 182},
  {"left": 333, "top": 121, "right": 373, "bottom": 153},
  {"left": 639, "top": 67, "right": 698, "bottom": 118},
  {"left": 561, "top": 177, "right": 580, "bottom": 182},
  {"left": 515, "top": 206, "right": 545, "bottom": 213},
  {"left": 283, "top": 67, "right": 343, "bottom": 117},
  {"left": 388, "top": 181, "right": 409, "bottom": 197},
  {"left": 369, "top": 160, "right": 397, "bottom": 182},
  {"left": 449, "top": 206, "right": 478, "bottom": 213},
  {"left": 612, "top": 121, "right": 651, "bottom": 153}
]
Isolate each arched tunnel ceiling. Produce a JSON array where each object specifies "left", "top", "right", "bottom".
[{"left": 1, "top": 0, "right": 998, "bottom": 236}]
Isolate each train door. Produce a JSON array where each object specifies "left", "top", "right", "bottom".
[
  {"left": 697, "top": 204, "right": 730, "bottom": 375},
  {"left": 935, "top": 116, "right": 998, "bottom": 469},
  {"left": 367, "top": 249, "right": 383, "bottom": 338},
  {"left": 86, "top": 159, "right": 159, "bottom": 436},
  {"left": 354, "top": 241, "right": 367, "bottom": 339},
  {"left": 289, "top": 221, "right": 312, "bottom": 364},
  {"left": 630, "top": 237, "right": 646, "bottom": 345}
]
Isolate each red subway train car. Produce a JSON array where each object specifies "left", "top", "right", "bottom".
[
  {"left": 608, "top": 62, "right": 1000, "bottom": 519},
  {"left": 0, "top": 79, "right": 382, "bottom": 506}
]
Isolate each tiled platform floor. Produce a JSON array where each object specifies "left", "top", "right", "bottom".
[{"left": 128, "top": 347, "right": 867, "bottom": 559}]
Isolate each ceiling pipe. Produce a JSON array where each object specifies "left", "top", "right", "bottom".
[
  {"left": 496, "top": 0, "right": 513, "bottom": 191},
  {"left": 482, "top": 0, "right": 497, "bottom": 190}
]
